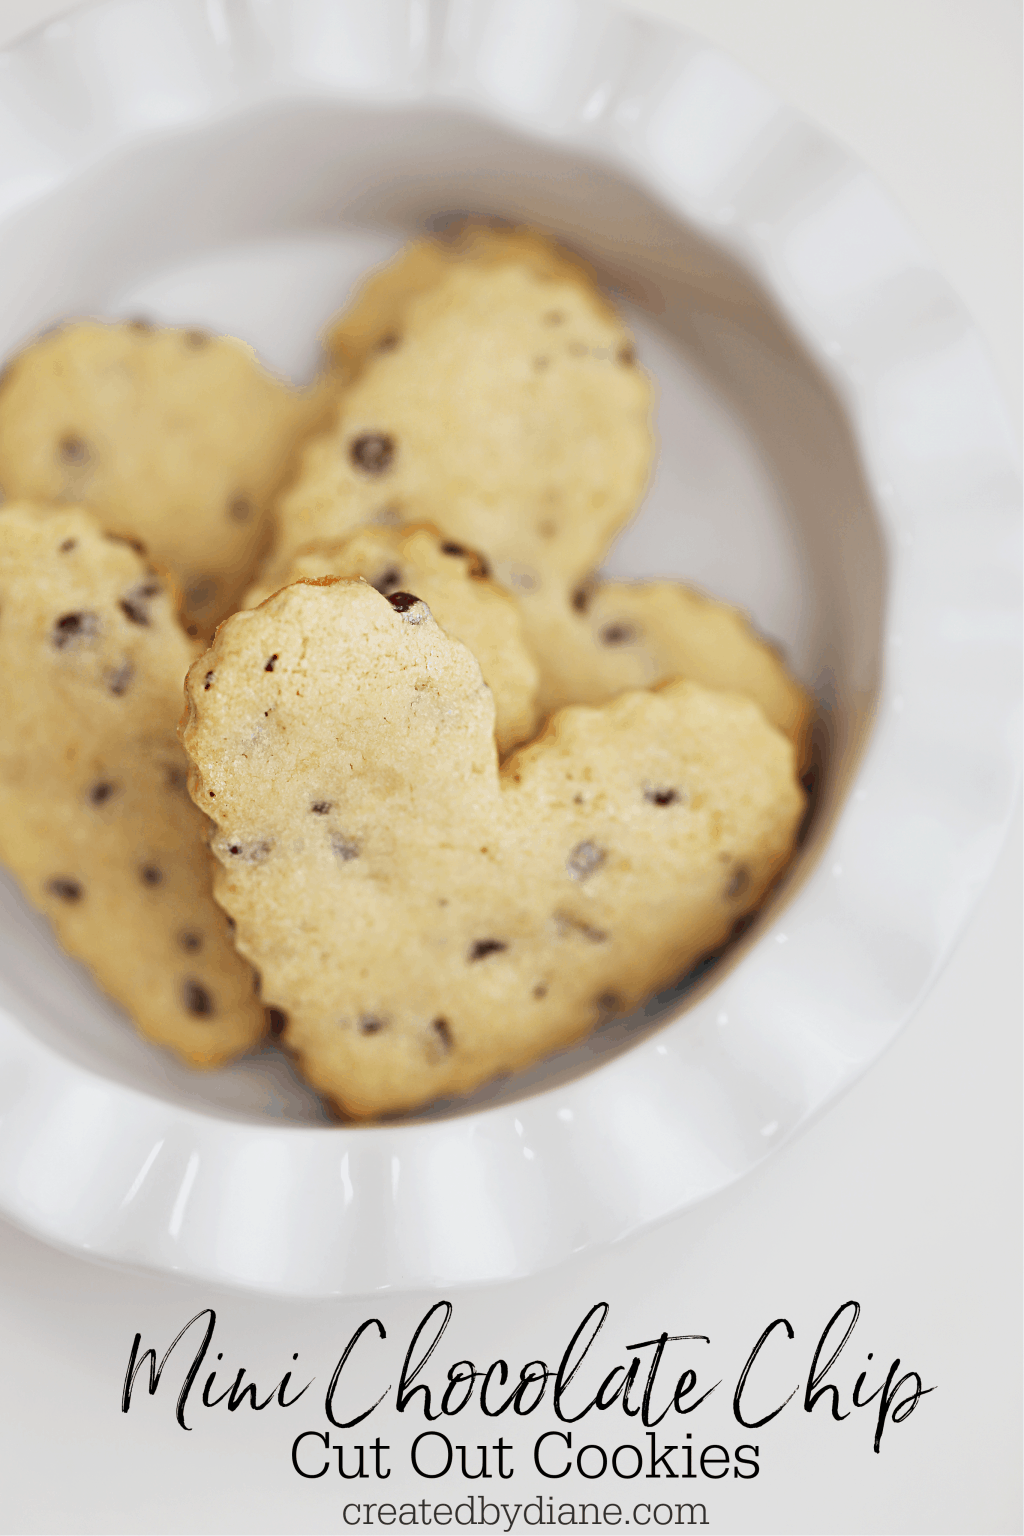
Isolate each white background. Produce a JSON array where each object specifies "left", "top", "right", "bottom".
[{"left": 0, "top": 3, "right": 1019, "bottom": 1533}]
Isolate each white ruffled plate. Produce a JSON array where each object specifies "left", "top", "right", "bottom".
[{"left": 0, "top": 0, "right": 1018, "bottom": 1296}]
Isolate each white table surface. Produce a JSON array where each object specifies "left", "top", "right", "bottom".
[{"left": 0, "top": 3, "right": 1019, "bottom": 1533}]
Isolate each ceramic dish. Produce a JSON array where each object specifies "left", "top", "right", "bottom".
[{"left": 0, "top": 0, "right": 1018, "bottom": 1296}]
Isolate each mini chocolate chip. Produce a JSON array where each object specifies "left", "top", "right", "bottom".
[
  {"left": 204, "top": 671, "right": 214, "bottom": 690},
  {"left": 119, "top": 580, "right": 160, "bottom": 625},
  {"left": 331, "top": 833, "right": 359, "bottom": 862},
  {"left": 644, "top": 787, "right": 680, "bottom": 807},
  {"left": 140, "top": 864, "right": 162, "bottom": 887},
  {"left": 571, "top": 583, "right": 593, "bottom": 613},
  {"left": 57, "top": 433, "right": 89, "bottom": 466},
  {"left": 566, "top": 841, "right": 605, "bottom": 881},
  {"left": 386, "top": 591, "right": 426, "bottom": 620},
  {"left": 105, "top": 660, "right": 133, "bottom": 696},
  {"left": 370, "top": 567, "right": 402, "bottom": 594},
  {"left": 229, "top": 495, "right": 253, "bottom": 522},
  {"left": 375, "top": 332, "right": 400, "bottom": 352},
  {"left": 184, "top": 329, "right": 209, "bottom": 348},
  {"left": 58, "top": 538, "right": 77, "bottom": 553},
  {"left": 730, "top": 912, "right": 756, "bottom": 942},
  {"left": 226, "top": 839, "right": 272, "bottom": 863},
  {"left": 47, "top": 876, "right": 82, "bottom": 902},
  {"left": 573, "top": 793, "right": 584, "bottom": 805},
  {"left": 179, "top": 930, "right": 203, "bottom": 953},
  {"left": 127, "top": 317, "right": 153, "bottom": 333},
  {"left": 543, "top": 310, "right": 565, "bottom": 325},
  {"left": 440, "top": 541, "right": 466, "bottom": 557},
  {"left": 532, "top": 983, "right": 548, "bottom": 999},
  {"left": 467, "top": 552, "right": 490, "bottom": 580},
  {"left": 554, "top": 911, "right": 608, "bottom": 944},
  {"left": 186, "top": 624, "right": 199, "bottom": 637},
  {"left": 186, "top": 578, "right": 217, "bottom": 611},
  {"left": 264, "top": 654, "right": 278, "bottom": 672},
  {"left": 359, "top": 1015, "right": 386, "bottom": 1035},
  {"left": 183, "top": 979, "right": 213, "bottom": 1016},
  {"left": 468, "top": 939, "right": 508, "bottom": 962},
  {"left": 618, "top": 344, "right": 637, "bottom": 366},
  {"left": 350, "top": 433, "right": 395, "bottom": 474},
  {"left": 267, "top": 1007, "right": 287, "bottom": 1037},
  {"left": 310, "top": 801, "right": 333, "bottom": 815},
  {"left": 726, "top": 866, "right": 750, "bottom": 900},
  {"left": 595, "top": 990, "right": 622, "bottom": 1018},
  {"left": 431, "top": 1017, "right": 452, "bottom": 1053},
  {"left": 599, "top": 622, "right": 635, "bottom": 645},
  {"left": 53, "top": 611, "right": 98, "bottom": 648},
  {"left": 89, "top": 780, "right": 116, "bottom": 806}
]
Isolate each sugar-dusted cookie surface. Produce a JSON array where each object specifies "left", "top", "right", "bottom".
[
  {"left": 521, "top": 579, "right": 812, "bottom": 757},
  {"left": 268, "top": 227, "right": 653, "bottom": 597},
  {"left": 0, "top": 503, "right": 266, "bottom": 1065},
  {"left": 181, "top": 580, "right": 804, "bottom": 1118},
  {"left": 245, "top": 524, "right": 540, "bottom": 755},
  {"left": 0, "top": 320, "right": 325, "bottom": 634}
]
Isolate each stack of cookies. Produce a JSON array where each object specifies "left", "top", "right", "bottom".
[{"left": 0, "top": 226, "right": 810, "bottom": 1117}]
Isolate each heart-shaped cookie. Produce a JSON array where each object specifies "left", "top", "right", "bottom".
[
  {"left": 182, "top": 580, "right": 804, "bottom": 1117},
  {"left": 0, "top": 320, "right": 326, "bottom": 634},
  {"left": 0, "top": 503, "right": 266, "bottom": 1065},
  {"left": 522, "top": 576, "right": 812, "bottom": 758},
  {"left": 268, "top": 227, "right": 652, "bottom": 600},
  {"left": 244, "top": 524, "right": 540, "bottom": 755}
]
